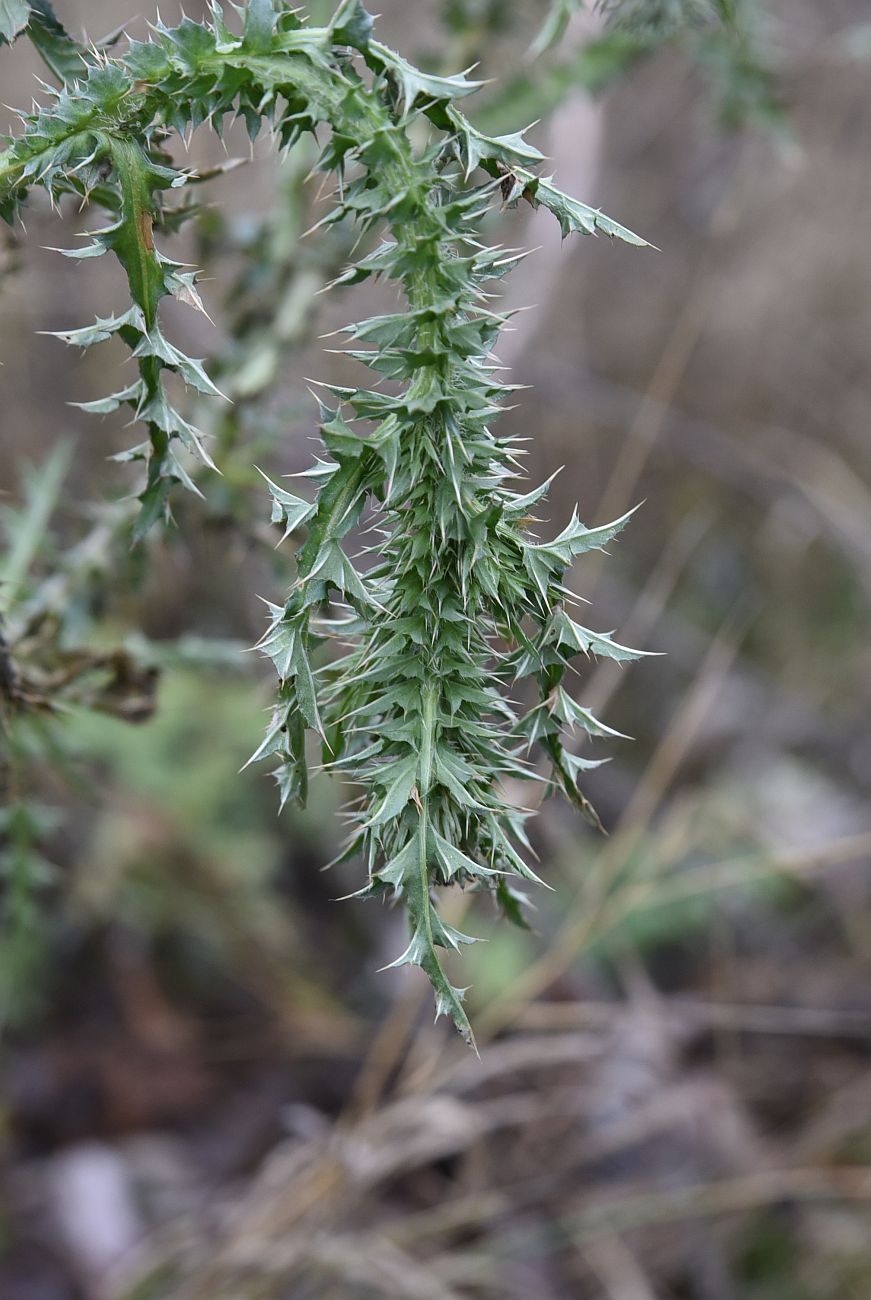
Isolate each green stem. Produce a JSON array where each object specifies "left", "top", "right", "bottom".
[{"left": 416, "top": 680, "right": 437, "bottom": 961}]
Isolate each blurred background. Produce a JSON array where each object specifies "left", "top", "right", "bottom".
[{"left": 3, "top": 1, "right": 871, "bottom": 1297}]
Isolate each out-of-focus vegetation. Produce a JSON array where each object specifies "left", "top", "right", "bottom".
[{"left": 2, "top": 1, "right": 871, "bottom": 1298}]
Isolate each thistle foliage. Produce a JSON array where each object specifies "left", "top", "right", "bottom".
[{"left": 1, "top": 0, "right": 652, "bottom": 1043}]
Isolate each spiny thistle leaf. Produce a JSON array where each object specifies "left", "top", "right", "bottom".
[
  {"left": 330, "top": 0, "right": 374, "bottom": 48},
  {"left": 13, "top": 1, "right": 87, "bottom": 85},
  {"left": 243, "top": 0, "right": 276, "bottom": 52},
  {"left": 367, "top": 41, "right": 484, "bottom": 113},
  {"left": 0, "top": 0, "right": 29, "bottom": 43}
]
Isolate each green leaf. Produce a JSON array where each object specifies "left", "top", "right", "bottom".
[
  {"left": 243, "top": 0, "right": 275, "bottom": 53},
  {"left": 553, "top": 688, "right": 631, "bottom": 740},
  {"left": 0, "top": 0, "right": 29, "bottom": 43},
  {"left": 256, "top": 605, "right": 298, "bottom": 680},
  {"left": 547, "top": 738, "right": 606, "bottom": 832},
  {"left": 525, "top": 174, "right": 652, "bottom": 246},
  {"left": 48, "top": 306, "right": 144, "bottom": 348},
  {"left": 99, "top": 137, "right": 171, "bottom": 328},
  {"left": 445, "top": 108, "right": 546, "bottom": 178},
  {"left": 73, "top": 381, "right": 142, "bottom": 415},
  {"left": 550, "top": 610, "right": 649, "bottom": 663},
  {"left": 274, "top": 714, "right": 308, "bottom": 809},
  {"left": 258, "top": 470, "right": 316, "bottom": 541},
  {"left": 381, "top": 828, "right": 476, "bottom": 1048},
  {"left": 365, "top": 754, "right": 418, "bottom": 827},
  {"left": 502, "top": 471, "right": 561, "bottom": 518},
  {"left": 291, "top": 637, "right": 322, "bottom": 735},
  {"left": 24, "top": 1, "right": 87, "bottom": 84},
  {"left": 527, "top": 504, "right": 638, "bottom": 565},
  {"left": 373, "top": 834, "right": 419, "bottom": 889},
  {"left": 430, "top": 828, "right": 500, "bottom": 882},
  {"left": 369, "top": 40, "right": 483, "bottom": 113},
  {"left": 497, "top": 878, "right": 533, "bottom": 929},
  {"left": 330, "top": 0, "right": 373, "bottom": 48}
]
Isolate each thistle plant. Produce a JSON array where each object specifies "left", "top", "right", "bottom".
[{"left": 1, "top": 0, "right": 653, "bottom": 1044}]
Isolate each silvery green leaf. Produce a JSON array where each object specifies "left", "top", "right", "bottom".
[
  {"left": 369, "top": 40, "right": 483, "bottom": 112},
  {"left": 527, "top": 504, "right": 639, "bottom": 563},
  {"left": 549, "top": 609, "right": 649, "bottom": 662},
  {"left": 0, "top": 0, "right": 30, "bottom": 43},
  {"left": 330, "top": 0, "right": 373, "bottom": 48},
  {"left": 243, "top": 0, "right": 275, "bottom": 52},
  {"left": 554, "top": 689, "right": 631, "bottom": 740},
  {"left": 430, "top": 828, "right": 500, "bottom": 881},
  {"left": 525, "top": 173, "right": 652, "bottom": 245},
  {"left": 258, "top": 471, "right": 316, "bottom": 540}
]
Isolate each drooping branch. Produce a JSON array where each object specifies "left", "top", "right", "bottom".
[{"left": 0, "top": 0, "right": 653, "bottom": 1041}]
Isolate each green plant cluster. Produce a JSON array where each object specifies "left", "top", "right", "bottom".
[{"left": 1, "top": 0, "right": 652, "bottom": 1042}]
